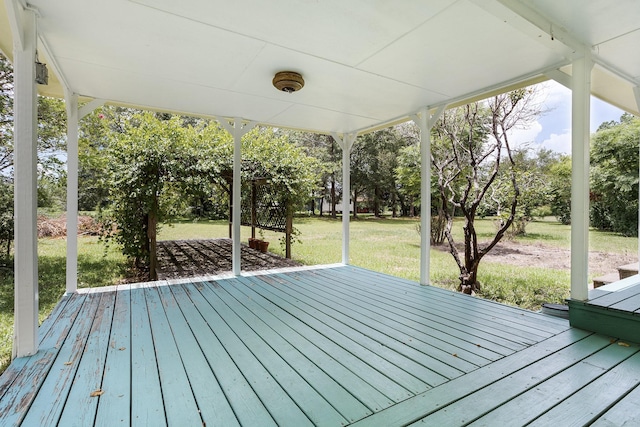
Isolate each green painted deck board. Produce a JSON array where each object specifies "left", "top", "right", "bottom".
[
  {"left": 409, "top": 334, "right": 619, "bottom": 426},
  {"left": 209, "top": 278, "right": 372, "bottom": 423},
  {"left": 169, "top": 283, "right": 275, "bottom": 427},
  {"left": 20, "top": 292, "right": 102, "bottom": 427},
  {"left": 263, "top": 272, "right": 470, "bottom": 380},
  {"left": 302, "top": 270, "right": 524, "bottom": 357},
  {"left": 198, "top": 280, "right": 349, "bottom": 426},
  {"left": 592, "top": 382, "right": 640, "bottom": 426},
  {"left": 527, "top": 349, "right": 640, "bottom": 426},
  {"left": 283, "top": 270, "right": 486, "bottom": 372},
  {"left": 245, "top": 274, "right": 435, "bottom": 393},
  {"left": 319, "top": 268, "right": 551, "bottom": 348},
  {"left": 349, "top": 328, "right": 593, "bottom": 427},
  {"left": 586, "top": 282, "right": 640, "bottom": 308},
  {"left": 94, "top": 288, "right": 132, "bottom": 427},
  {"left": 181, "top": 282, "right": 314, "bottom": 426},
  {"left": 467, "top": 341, "right": 640, "bottom": 426},
  {"left": 130, "top": 284, "right": 166, "bottom": 427},
  {"left": 2, "top": 265, "right": 640, "bottom": 426},
  {"left": 230, "top": 275, "right": 408, "bottom": 407},
  {"left": 288, "top": 269, "right": 507, "bottom": 363},
  {"left": 57, "top": 291, "right": 116, "bottom": 427},
  {"left": 144, "top": 286, "right": 203, "bottom": 426},
  {"left": 155, "top": 285, "right": 240, "bottom": 427},
  {"left": 329, "top": 267, "right": 563, "bottom": 339}
]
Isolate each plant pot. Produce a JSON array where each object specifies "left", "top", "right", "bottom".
[
  {"left": 248, "top": 238, "right": 257, "bottom": 249},
  {"left": 258, "top": 240, "right": 269, "bottom": 253}
]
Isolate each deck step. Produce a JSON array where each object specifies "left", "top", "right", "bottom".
[
  {"left": 569, "top": 281, "right": 640, "bottom": 343},
  {"left": 593, "top": 272, "right": 622, "bottom": 288},
  {"left": 618, "top": 263, "right": 639, "bottom": 279}
]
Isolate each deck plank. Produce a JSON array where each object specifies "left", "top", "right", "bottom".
[
  {"left": 327, "top": 267, "right": 564, "bottom": 339},
  {"left": 0, "top": 292, "right": 80, "bottom": 403},
  {"left": 231, "top": 276, "right": 410, "bottom": 406},
  {"left": 200, "top": 279, "right": 352, "bottom": 426},
  {"left": 349, "top": 328, "right": 593, "bottom": 427},
  {"left": 609, "top": 292, "right": 640, "bottom": 312},
  {"left": 57, "top": 291, "right": 116, "bottom": 427},
  {"left": 313, "top": 268, "right": 546, "bottom": 350},
  {"left": 527, "top": 349, "right": 640, "bottom": 426},
  {"left": 336, "top": 266, "right": 570, "bottom": 334},
  {"left": 130, "top": 284, "right": 166, "bottom": 427},
  {"left": 587, "top": 283, "right": 640, "bottom": 308},
  {"left": 156, "top": 285, "right": 240, "bottom": 427},
  {"left": 243, "top": 274, "right": 431, "bottom": 395},
  {"left": 145, "top": 287, "right": 203, "bottom": 426},
  {"left": 592, "top": 383, "right": 640, "bottom": 426},
  {"left": 464, "top": 340, "right": 640, "bottom": 426},
  {"left": 408, "top": 333, "right": 614, "bottom": 426},
  {"left": 19, "top": 292, "right": 102, "bottom": 427},
  {"left": 210, "top": 278, "right": 372, "bottom": 423},
  {"left": 301, "top": 270, "right": 524, "bottom": 356},
  {"left": 265, "top": 272, "right": 469, "bottom": 380},
  {"left": 181, "top": 282, "right": 313, "bottom": 426},
  {"left": 169, "top": 284, "right": 276, "bottom": 427},
  {"left": 94, "top": 288, "right": 132, "bottom": 427},
  {"left": 286, "top": 269, "right": 497, "bottom": 367}
]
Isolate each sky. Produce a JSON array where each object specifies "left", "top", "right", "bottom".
[{"left": 508, "top": 80, "right": 626, "bottom": 155}]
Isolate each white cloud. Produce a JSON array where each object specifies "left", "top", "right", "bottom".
[
  {"left": 507, "top": 120, "right": 543, "bottom": 151},
  {"left": 540, "top": 131, "right": 571, "bottom": 155}
]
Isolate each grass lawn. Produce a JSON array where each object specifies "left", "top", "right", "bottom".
[{"left": 0, "top": 215, "right": 636, "bottom": 372}]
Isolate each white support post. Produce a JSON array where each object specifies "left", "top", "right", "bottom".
[
  {"left": 64, "top": 96, "right": 104, "bottom": 294},
  {"left": 12, "top": 7, "right": 39, "bottom": 358},
  {"left": 65, "top": 92, "right": 79, "bottom": 294},
  {"left": 570, "top": 54, "right": 593, "bottom": 301},
  {"left": 219, "top": 118, "right": 256, "bottom": 275},
  {"left": 412, "top": 105, "right": 445, "bottom": 286},
  {"left": 332, "top": 133, "right": 356, "bottom": 265}
]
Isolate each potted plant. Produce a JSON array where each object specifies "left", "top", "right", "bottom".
[
  {"left": 258, "top": 240, "right": 269, "bottom": 253},
  {"left": 248, "top": 237, "right": 258, "bottom": 249}
]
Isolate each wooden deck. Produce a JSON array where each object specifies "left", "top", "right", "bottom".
[
  {"left": 569, "top": 274, "right": 640, "bottom": 343},
  {"left": 1, "top": 265, "right": 639, "bottom": 426}
]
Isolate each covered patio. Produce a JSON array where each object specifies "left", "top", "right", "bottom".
[{"left": 2, "top": 0, "right": 640, "bottom": 425}]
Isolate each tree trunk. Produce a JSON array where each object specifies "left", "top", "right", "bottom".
[
  {"left": 319, "top": 196, "right": 324, "bottom": 217},
  {"left": 352, "top": 189, "right": 358, "bottom": 219},
  {"left": 330, "top": 173, "right": 336, "bottom": 219}
]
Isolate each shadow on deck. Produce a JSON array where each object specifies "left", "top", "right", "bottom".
[{"left": 1, "top": 266, "right": 639, "bottom": 426}]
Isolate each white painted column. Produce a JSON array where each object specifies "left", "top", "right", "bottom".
[
  {"left": 65, "top": 92, "right": 79, "bottom": 294},
  {"left": 12, "top": 9, "right": 39, "bottom": 358},
  {"left": 332, "top": 133, "right": 356, "bottom": 265},
  {"left": 232, "top": 118, "right": 242, "bottom": 275},
  {"left": 570, "top": 55, "right": 593, "bottom": 301},
  {"left": 412, "top": 106, "right": 445, "bottom": 285},
  {"left": 219, "top": 118, "right": 256, "bottom": 275}
]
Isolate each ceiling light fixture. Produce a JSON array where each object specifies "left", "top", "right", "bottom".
[{"left": 272, "top": 71, "right": 304, "bottom": 93}]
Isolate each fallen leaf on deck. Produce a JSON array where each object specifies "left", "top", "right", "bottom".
[
  {"left": 118, "top": 347, "right": 126, "bottom": 351},
  {"left": 452, "top": 353, "right": 458, "bottom": 357},
  {"left": 64, "top": 361, "right": 73, "bottom": 366},
  {"left": 90, "top": 389, "right": 104, "bottom": 397},
  {"left": 618, "top": 342, "right": 630, "bottom": 347}
]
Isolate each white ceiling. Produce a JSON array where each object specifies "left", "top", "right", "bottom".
[{"left": 1, "top": 0, "right": 639, "bottom": 134}]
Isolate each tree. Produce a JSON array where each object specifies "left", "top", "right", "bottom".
[
  {"left": 433, "top": 88, "right": 542, "bottom": 294},
  {"left": 590, "top": 113, "right": 640, "bottom": 236},
  {"left": 103, "top": 112, "right": 190, "bottom": 280}
]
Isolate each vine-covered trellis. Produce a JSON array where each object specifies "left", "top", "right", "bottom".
[{"left": 224, "top": 174, "right": 293, "bottom": 258}]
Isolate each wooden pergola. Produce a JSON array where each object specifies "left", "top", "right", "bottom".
[{"left": 1, "top": 0, "right": 640, "bottom": 398}]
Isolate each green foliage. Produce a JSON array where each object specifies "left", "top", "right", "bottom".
[
  {"left": 547, "top": 155, "right": 572, "bottom": 224},
  {"left": 0, "top": 180, "right": 13, "bottom": 257},
  {"left": 590, "top": 113, "right": 640, "bottom": 236}
]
